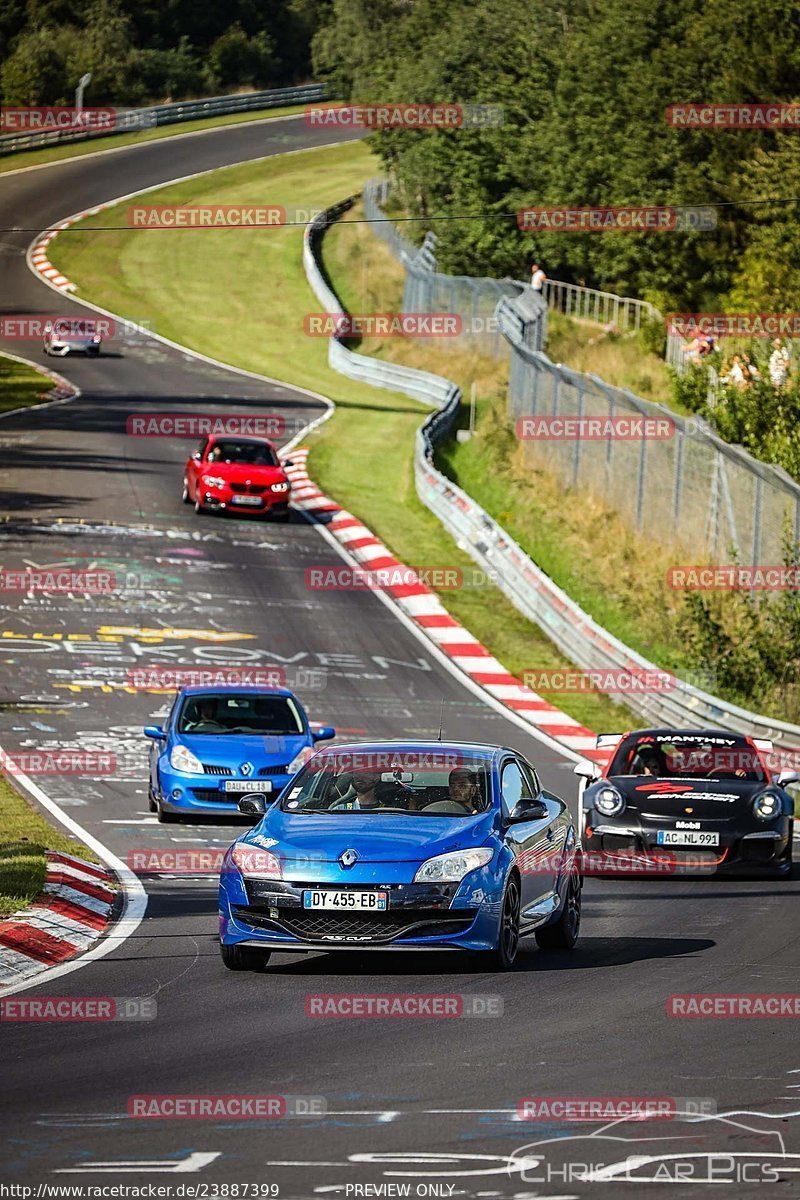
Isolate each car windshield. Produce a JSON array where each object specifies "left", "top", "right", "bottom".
[
  {"left": 206, "top": 440, "right": 278, "bottom": 466},
  {"left": 282, "top": 753, "right": 492, "bottom": 815},
  {"left": 177, "top": 694, "right": 303, "bottom": 735},
  {"left": 608, "top": 734, "right": 767, "bottom": 783}
]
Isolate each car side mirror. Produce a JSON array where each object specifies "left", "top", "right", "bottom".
[
  {"left": 284, "top": 459, "right": 295, "bottom": 468},
  {"left": 192, "top": 452, "right": 202, "bottom": 461},
  {"left": 573, "top": 759, "right": 601, "bottom": 781},
  {"left": 777, "top": 769, "right": 800, "bottom": 787},
  {"left": 143, "top": 725, "right": 165, "bottom": 739},
  {"left": 507, "top": 797, "right": 548, "bottom": 824},
  {"left": 238, "top": 795, "right": 268, "bottom": 816},
  {"left": 312, "top": 726, "right": 336, "bottom": 742}
]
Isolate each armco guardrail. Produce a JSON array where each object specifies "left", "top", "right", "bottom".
[
  {"left": 0, "top": 83, "right": 329, "bottom": 156},
  {"left": 304, "top": 198, "right": 800, "bottom": 755}
]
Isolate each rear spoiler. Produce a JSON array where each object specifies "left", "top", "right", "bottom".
[{"left": 753, "top": 738, "right": 774, "bottom": 754}]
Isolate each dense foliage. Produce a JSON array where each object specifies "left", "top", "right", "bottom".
[
  {"left": 313, "top": 0, "right": 800, "bottom": 312},
  {"left": 0, "top": 0, "right": 328, "bottom": 105}
]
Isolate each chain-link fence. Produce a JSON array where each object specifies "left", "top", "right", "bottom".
[
  {"left": 499, "top": 301, "right": 800, "bottom": 563},
  {"left": 363, "top": 179, "right": 539, "bottom": 358}
]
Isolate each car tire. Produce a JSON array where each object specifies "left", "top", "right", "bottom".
[
  {"left": 194, "top": 495, "right": 205, "bottom": 516},
  {"left": 488, "top": 873, "right": 521, "bottom": 970},
  {"left": 148, "top": 790, "right": 157, "bottom": 813},
  {"left": 535, "top": 870, "right": 581, "bottom": 950},
  {"left": 156, "top": 800, "right": 180, "bottom": 824},
  {"left": 182, "top": 479, "right": 191, "bottom": 504},
  {"left": 220, "top": 943, "right": 272, "bottom": 972}
]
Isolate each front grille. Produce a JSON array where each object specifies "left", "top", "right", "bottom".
[
  {"left": 233, "top": 907, "right": 475, "bottom": 943},
  {"left": 231, "top": 482, "right": 266, "bottom": 495},
  {"left": 191, "top": 787, "right": 232, "bottom": 803},
  {"left": 258, "top": 764, "right": 290, "bottom": 776},
  {"left": 202, "top": 763, "right": 233, "bottom": 775}
]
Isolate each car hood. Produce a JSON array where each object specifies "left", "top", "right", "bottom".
[
  {"left": 194, "top": 462, "right": 286, "bottom": 484},
  {"left": 177, "top": 733, "right": 308, "bottom": 766},
  {"left": 242, "top": 808, "right": 495, "bottom": 863},
  {"left": 604, "top": 775, "right": 767, "bottom": 819}
]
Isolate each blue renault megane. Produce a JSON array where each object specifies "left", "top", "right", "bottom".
[
  {"left": 218, "top": 740, "right": 582, "bottom": 970},
  {"left": 144, "top": 685, "right": 335, "bottom": 822}
]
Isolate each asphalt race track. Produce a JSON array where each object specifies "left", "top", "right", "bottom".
[{"left": 1, "top": 118, "right": 799, "bottom": 1197}]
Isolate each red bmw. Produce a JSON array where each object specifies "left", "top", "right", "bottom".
[{"left": 183, "top": 435, "right": 292, "bottom": 520}]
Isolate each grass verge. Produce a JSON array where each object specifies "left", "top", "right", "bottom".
[
  {"left": 48, "top": 141, "right": 633, "bottom": 732},
  {"left": 0, "top": 776, "right": 99, "bottom": 917},
  {"left": 0, "top": 104, "right": 308, "bottom": 176},
  {"left": 0, "top": 353, "right": 55, "bottom": 414}
]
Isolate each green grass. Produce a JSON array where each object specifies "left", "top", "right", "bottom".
[
  {"left": 0, "top": 353, "right": 54, "bottom": 414},
  {"left": 49, "top": 141, "right": 634, "bottom": 732},
  {"left": 0, "top": 776, "right": 99, "bottom": 917},
  {"left": 0, "top": 103, "right": 308, "bottom": 176},
  {"left": 546, "top": 312, "right": 676, "bottom": 407}
]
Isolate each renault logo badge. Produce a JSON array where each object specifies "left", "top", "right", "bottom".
[
  {"left": 240, "top": 762, "right": 254, "bottom": 777},
  {"left": 339, "top": 848, "right": 359, "bottom": 868}
]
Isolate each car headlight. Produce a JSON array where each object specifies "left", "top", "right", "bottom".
[
  {"left": 202, "top": 476, "right": 226, "bottom": 489},
  {"left": 594, "top": 786, "right": 625, "bottom": 817},
  {"left": 753, "top": 791, "right": 782, "bottom": 820},
  {"left": 413, "top": 847, "right": 493, "bottom": 883},
  {"left": 232, "top": 843, "right": 281, "bottom": 879},
  {"left": 270, "top": 481, "right": 290, "bottom": 493},
  {"left": 287, "top": 746, "right": 314, "bottom": 774},
  {"left": 169, "top": 744, "right": 203, "bottom": 773}
]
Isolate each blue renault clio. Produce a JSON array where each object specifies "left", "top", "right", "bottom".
[
  {"left": 218, "top": 740, "right": 582, "bottom": 971},
  {"left": 144, "top": 686, "right": 335, "bottom": 822}
]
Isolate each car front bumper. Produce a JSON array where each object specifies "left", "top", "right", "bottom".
[
  {"left": 157, "top": 766, "right": 289, "bottom": 816},
  {"left": 582, "top": 817, "right": 792, "bottom": 875},
  {"left": 219, "top": 866, "right": 504, "bottom": 952},
  {"left": 199, "top": 485, "right": 290, "bottom": 514}
]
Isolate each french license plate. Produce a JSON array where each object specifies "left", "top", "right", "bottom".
[
  {"left": 231, "top": 495, "right": 262, "bottom": 506},
  {"left": 303, "top": 890, "right": 388, "bottom": 911},
  {"left": 224, "top": 780, "right": 273, "bottom": 793},
  {"left": 656, "top": 830, "right": 719, "bottom": 846}
]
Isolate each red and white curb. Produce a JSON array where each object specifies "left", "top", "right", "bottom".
[
  {"left": 0, "top": 852, "right": 117, "bottom": 988},
  {"left": 285, "top": 449, "right": 602, "bottom": 761},
  {"left": 30, "top": 201, "right": 120, "bottom": 292}
]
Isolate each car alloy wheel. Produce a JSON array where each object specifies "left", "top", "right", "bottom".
[
  {"left": 220, "top": 943, "right": 272, "bottom": 972},
  {"left": 182, "top": 478, "right": 191, "bottom": 504},
  {"left": 491, "top": 874, "right": 521, "bottom": 970},
  {"left": 194, "top": 494, "right": 205, "bottom": 515},
  {"left": 535, "top": 870, "right": 581, "bottom": 949}
]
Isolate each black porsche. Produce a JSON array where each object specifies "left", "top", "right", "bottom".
[{"left": 574, "top": 729, "right": 798, "bottom": 877}]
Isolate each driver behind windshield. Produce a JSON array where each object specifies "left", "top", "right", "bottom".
[
  {"left": 447, "top": 767, "right": 480, "bottom": 812},
  {"left": 329, "top": 769, "right": 409, "bottom": 811},
  {"left": 631, "top": 746, "right": 663, "bottom": 776},
  {"left": 183, "top": 699, "right": 225, "bottom": 732}
]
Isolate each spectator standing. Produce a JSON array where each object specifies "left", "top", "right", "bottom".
[
  {"left": 530, "top": 263, "right": 546, "bottom": 292},
  {"left": 769, "top": 338, "right": 790, "bottom": 389}
]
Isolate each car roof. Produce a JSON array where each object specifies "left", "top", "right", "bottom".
[
  {"left": 205, "top": 434, "right": 276, "bottom": 445},
  {"left": 617, "top": 729, "right": 754, "bottom": 741},
  {"left": 311, "top": 739, "right": 515, "bottom": 762},
  {"left": 178, "top": 685, "right": 294, "bottom": 698}
]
